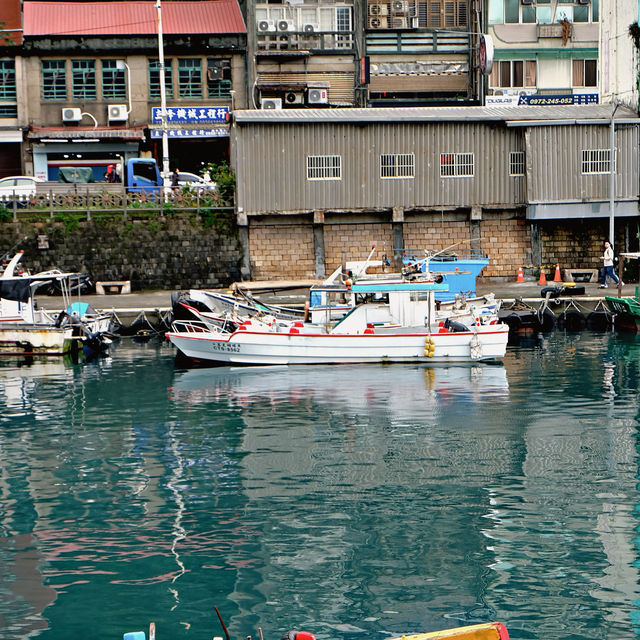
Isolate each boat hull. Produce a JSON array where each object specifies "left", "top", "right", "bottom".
[
  {"left": 605, "top": 296, "right": 640, "bottom": 332},
  {"left": 166, "top": 326, "right": 509, "bottom": 365},
  {"left": 0, "top": 323, "right": 74, "bottom": 354}
]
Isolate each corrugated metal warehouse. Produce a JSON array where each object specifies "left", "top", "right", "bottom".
[{"left": 231, "top": 105, "right": 640, "bottom": 281}]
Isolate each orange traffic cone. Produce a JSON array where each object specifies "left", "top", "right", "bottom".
[
  {"left": 538, "top": 268, "right": 546, "bottom": 286},
  {"left": 553, "top": 263, "right": 562, "bottom": 282},
  {"left": 516, "top": 265, "right": 524, "bottom": 283}
]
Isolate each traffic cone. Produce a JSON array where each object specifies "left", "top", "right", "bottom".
[
  {"left": 553, "top": 263, "right": 562, "bottom": 282},
  {"left": 516, "top": 265, "right": 524, "bottom": 283},
  {"left": 538, "top": 268, "right": 546, "bottom": 286}
]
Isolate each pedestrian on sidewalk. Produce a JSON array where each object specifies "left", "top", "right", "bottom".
[{"left": 599, "top": 240, "right": 623, "bottom": 288}]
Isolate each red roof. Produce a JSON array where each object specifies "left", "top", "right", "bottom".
[{"left": 23, "top": 1, "right": 246, "bottom": 36}]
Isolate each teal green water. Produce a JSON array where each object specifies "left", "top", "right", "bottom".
[{"left": 1, "top": 333, "right": 640, "bottom": 640}]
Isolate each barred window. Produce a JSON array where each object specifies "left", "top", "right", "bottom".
[
  {"left": 582, "top": 149, "right": 611, "bottom": 174},
  {"left": 440, "top": 152, "right": 474, "bottom": 177},
  {"left": 42, "top": 60, "right": 66, "bottom": 101},
  {"left": 102, "top": 59, "right": 126, "bottom": 100},
  {"left": 72, "top": 60, "right": 96, "bottom": 100},
  {"left": 0, "top": 60, "right": 16, "bottom": 117},
  {"left": 509, "top": 151, "right": 525, "bottom": 176},
  {"left": 307, "top": 155, "right": 342, "bottom": 180},
  {"left": 149, "top": 59, "right": 174, "bottom": 99},
  {"left": 206, "top": 58, "right": 232, "bottom": 98},
  {"left": 380, "top": 153, "right": 415, "bottom": 179},
  {"left": 178, "top": 58, "right": 202, "bottom": 98}
]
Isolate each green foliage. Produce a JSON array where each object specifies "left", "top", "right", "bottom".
[
  {"left": 630, "top": 22, "right": 640, "bottom": 49},
  {"left": 202, "top": 161, "right": 236, "bottom": 206},
  {"left": 200, "top": 207, "right": 236, "bottom": 231},
  {"left": 0, "top": 203, "right": 11, "bottom": 222}
]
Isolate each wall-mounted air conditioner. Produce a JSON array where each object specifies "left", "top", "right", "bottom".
[
  {"left": 368, "top": 16, "right": 387, "bottom": 29},
  {"left": 369, "top": 3, "right": 389, "bottom": 16},
  {"left": 576, "top": 0, "right": 590, "bottom": 4},
  {"left": 257, "top": 19, "right": 276, "bottom": 32},
  {"left": 391, "top": 0, "right": 410, "bottom": 13},
  {"left": 108, "top": 104, "right": 128, "bottom": 122},
  {"left": 285, "top": 91, "right": 304, "bottom": 105},
  {"left": 261, "top": 98, "right": 283, "bottom": 109},
  {"left": 520, "top": 0, "right": 533, "bottom": 4},
  {"left": 391, "top": 16, "right": 410, "bottom": 28},
  {"left": 303, "top": 23, "right": 320, "bottom": 34},
  {"left": 62, "top": 107, "right": 82, "bottom": 123},
  {"left": 308, "top": 88, "right": 328, "bottom": 105},
  {"left": 277, "top": 20, "right": 294, "bottom": 32}
]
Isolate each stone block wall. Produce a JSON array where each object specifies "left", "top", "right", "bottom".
[
  {"left": 249, "top": 222, "right": 315, "bottom": 280},
  {"left": 480, "top": 218, "right": 530, "bottom": 279},
  {"left": 403, "top": 219, "right": 471, "bottom": 256},
  {"left": 324, "top": 222, "right": 394, "bottom": 274},
  {"left": 0, "top": 216, "right": 242, "bottom": 290}
]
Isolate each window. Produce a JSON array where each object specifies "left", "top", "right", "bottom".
[
  {"left": 582, "top": 149, "right": 611, "bottom": 174},
  {"left": 491, "top": 60, "right": 537, "bottom": 89},
  {"left": 42, "top": 60, "right": 66, "bottom": 101},
  {"left": 149, "top": 59, "right": 174, "bottom": 99},
  {"left": 72, "top": 60, "right": 96, "bottom": 100},
  {"left": 0, "top": 60, "right": 16, "bottom": 117},
  {"left": 307, "top": 155, "right": 341, "bottom": 180},
  {"left": 380, "top": 153, "right": 415, "bottom": 178},
  {"left": 206, "top": 58, "right": 232, "bottom": 98},
  {"left": 178, "top": 58, "right": 202, "bottom": 98},
  {"left": 509, "top": 152, "right": 525, "bottom": 176},
  {"left": 102, "top": 59, "right": 126, "bottom": 100},
  {"left": 573, "top": 59, "right": 597, "bottom": 87},
  {"left": 440, "top": 153, "right": 474, "bottom": 177},
  {"left": 491, "top": 0, "right": 596, "bottom": 25},
  {"left": 417, "top": 0, "right": 467, "bottom": 28}
]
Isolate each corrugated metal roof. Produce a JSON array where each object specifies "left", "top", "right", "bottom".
[
  {"left": 234, "top": 105, "right": 640, "bottom": 125},
  {"left": 29, "top": 126, "right": 147, "bottom": 140},
  {"left": 23, "top": 0, "right": 246, "bottom": 37}
]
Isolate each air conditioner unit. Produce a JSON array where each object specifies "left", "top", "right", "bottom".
[
  {"left": 368, "top": 16, "right": 387, "bottom": 29},
  {"left": 391, "top": 0, "right": 410, "bottom": 13},
  {"left": 261, "top": 97, "right": 282, "bottom": 109},
  {"left": 108, "top": 104, "right": 128, "bottom": 122},
  {"left": 576, "top": 0, "right": 589, "bottom": 4},
  {"left": 520, "top": 0, "right": 533, "bottom": 4},
  {"left": 308, "top": 88, "right": 328, "bottom": 105},
  {"left": 277, "top": 19, "right": 294, "bottom": 32},
  {"left": 285, "top": 91, "right": 304, "bottom": 105},
  {"left": 369, "top": 3, "right": 389, "bottom": 16},
  {"left": 391, "top": 16, "right": 410, "bottom": 28},
  {"left": 62, "top": 107, "right": 82, "bottom": 123},
  {"left": 303, "top": 23, "right": 320, "bottom": 34},
  {"left": 257, "top": 19, "right": 276, "bottom": 32}
]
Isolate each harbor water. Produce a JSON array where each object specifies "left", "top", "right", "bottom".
[{"left": 1, "top": 332, "right": 640, "bottom": 640}]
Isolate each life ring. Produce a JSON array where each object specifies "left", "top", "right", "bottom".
[{"left": 557, "top": 308, "right": 586, "bottom": 332}]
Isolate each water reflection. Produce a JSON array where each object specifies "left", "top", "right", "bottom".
[{"left": 0, "top": 335, "right": 640, "bottom": 640}]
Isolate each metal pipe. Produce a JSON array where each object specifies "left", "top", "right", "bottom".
[
  {"left": 609, "top": 101, "right": 620, "bottom": 246},
  {"left": 156, "top": 0, "right": 170, "bottom": 179}
]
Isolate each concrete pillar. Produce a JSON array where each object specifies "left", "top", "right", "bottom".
[
  {"left": 313, "top": 210, "right": 326, "bottom": 279},
  {"left": 392, "top": 206, "right": 404, "bottom": 272},
  {"left": 530, "top": 223, "right": 542, "bottom": 268},
  {"left": 237, "top": 211, "right": 251, "bottom": 280}
]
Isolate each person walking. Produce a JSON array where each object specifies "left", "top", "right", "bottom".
[
  {"left": 599, "top": 240, "right": 623, "bottom": 288},
  {"left": 171, "top": 167, "right": 180, "bottom": 191}
]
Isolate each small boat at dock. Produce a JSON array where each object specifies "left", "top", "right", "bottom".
[{"left": 166, "top": 280, "right": 509, "bottom": 366}]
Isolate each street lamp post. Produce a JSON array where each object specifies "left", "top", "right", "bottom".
[{"left": 156, "top": 0, "right": 170, "bottom": 179}]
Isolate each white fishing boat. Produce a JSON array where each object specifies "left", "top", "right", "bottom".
[
  {"left": 166, "top": 281, "right": 509, "bottom": 366},
  {"left": 0, "top": 251, "right": 113, "bottom": 355}
]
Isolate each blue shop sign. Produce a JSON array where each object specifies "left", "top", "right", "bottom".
[
  {"left": 150, "top": 128, "right": 229, "bottom": 138},
  {"left": 151, "top": 106, "right": 230, "bottom": 124},
  {"left": 518, "top": 94, "right": 598, "bottom": 106}
]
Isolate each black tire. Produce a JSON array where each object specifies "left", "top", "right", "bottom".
[
  {"left": 557, "top": 309, "right": 586, "bottom": 331},
  {"left": 501, "top": 312, "right": 523, "bottom": 332},
  {"left": 535, "top": 307, "right": 556, "bottom": 332},
  {"left": 540, "top": 287, "right": 560, "bottom": 299},
  {"left": 586, "top": 310, "right": 612, "bottom": 332}
]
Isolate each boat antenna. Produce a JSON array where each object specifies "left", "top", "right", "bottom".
[{"left": 214, "top": 605, "right": 231, "bottom": 640}]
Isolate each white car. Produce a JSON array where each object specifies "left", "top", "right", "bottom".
[
  {"left": 165, "top": 171, "right": 217, "bottom": 193},
  {"left": 0, "top": 176, "right": 44, "bottom": 202}
]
